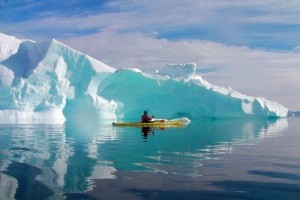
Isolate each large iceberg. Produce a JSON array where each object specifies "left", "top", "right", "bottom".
[{"left": 0, "top": 33, "right": 288, "bottom": 124}]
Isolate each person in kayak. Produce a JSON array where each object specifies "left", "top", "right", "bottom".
[{"left": 141, "top": 111, "right": 154, "bottom": 122}]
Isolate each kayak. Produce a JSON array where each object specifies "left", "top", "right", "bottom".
[{"left": 112, "top": 117, "right": 190, "bottom": 128}]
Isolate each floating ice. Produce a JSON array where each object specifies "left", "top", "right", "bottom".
[{"left": 0, "top": 33, "right": 288, "bottom": 124}]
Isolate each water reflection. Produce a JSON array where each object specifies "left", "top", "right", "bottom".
[
  {"left": 0, "top": 124, "right": 70, "bottom": 199},
  {"left": 141, "top": 127, "right": 154, "bottom": 142},
  {"left": 0, "top": 118, "right": 290, "bottom": 199},
  {"left": 109, "top": 118, "right": 288, "bottom": 176}
]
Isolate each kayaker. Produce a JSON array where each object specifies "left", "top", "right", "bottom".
[{"left": 141, "top": 111, "right": 154, "bottom": 122}]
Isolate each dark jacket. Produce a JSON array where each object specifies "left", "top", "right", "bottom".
[{"left": 141, "top": 114, "right": 153, "bottom": 122}]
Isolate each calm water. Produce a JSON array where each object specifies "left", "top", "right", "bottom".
[{"left": 0, "top": 118, "right": 299, "bottom": 200}]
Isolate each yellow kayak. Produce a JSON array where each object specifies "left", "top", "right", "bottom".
[{"left": 112, "top": 118, "right": 190, "bottom": 128}]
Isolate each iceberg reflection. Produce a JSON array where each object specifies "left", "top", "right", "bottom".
[{"left": 0, "top": 118, "right": 289, "bottom": 198}]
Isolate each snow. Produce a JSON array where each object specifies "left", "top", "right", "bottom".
[
  {"left": 0, "top": 33, "right": 288, "bottom": 124},
  {"left": 0, "top": 33, "right": 25, "bottom": 62},
  {"left": 156, "top": 63, "right": 196, "bottom": 81}
]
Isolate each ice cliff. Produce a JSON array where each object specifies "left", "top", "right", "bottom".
[{"left": 0, "top": 33, "right": 288, "bottom": 124}]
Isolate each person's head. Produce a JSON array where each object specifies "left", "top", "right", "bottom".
[{"left": 144, "top": 111, "right": 148, "bottom": 115}]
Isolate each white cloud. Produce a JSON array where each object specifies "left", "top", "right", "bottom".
[
  {"left": 104, "top": 0, "right": 300, "bottom": 26},
  {"left": 3, "top": 0, "right": 299, "bottom": 39}
]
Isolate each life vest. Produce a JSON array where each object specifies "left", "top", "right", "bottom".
[{"left": 141, "top": 115, "right": 152, "bottom": 122}]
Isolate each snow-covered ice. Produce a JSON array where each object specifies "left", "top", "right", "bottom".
[{"left": 0, "top": 33, "right": 288, "bottom": 124}]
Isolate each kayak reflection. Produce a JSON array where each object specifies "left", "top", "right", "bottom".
[{"left": 141, "top": 127, "right": 154, "bottom": 141}]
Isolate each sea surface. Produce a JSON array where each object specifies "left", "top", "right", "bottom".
[{"left": 0, "top": 117, "right": 299, "bottom": 200}]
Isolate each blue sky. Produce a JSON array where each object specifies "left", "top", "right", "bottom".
[
  {"left": 0, "top": 0, "right": 300, "bottom": 110},
  {"left": 1, "top": 0, "right": 299, "bottom": 50}
]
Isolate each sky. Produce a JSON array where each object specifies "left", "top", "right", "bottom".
[{"left": 0, "top": 0, "right": 300, "bottom": 110}]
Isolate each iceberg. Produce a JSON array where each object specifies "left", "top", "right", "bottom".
[
  {"left": 99, "top": 66, "right": 288, "bottom": 120},
  {"left": 0, "top": 33, "right": 288, "bottom": 124},
  {"left": 0, "top": 33, "right": 25, "bottom": 62}
]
